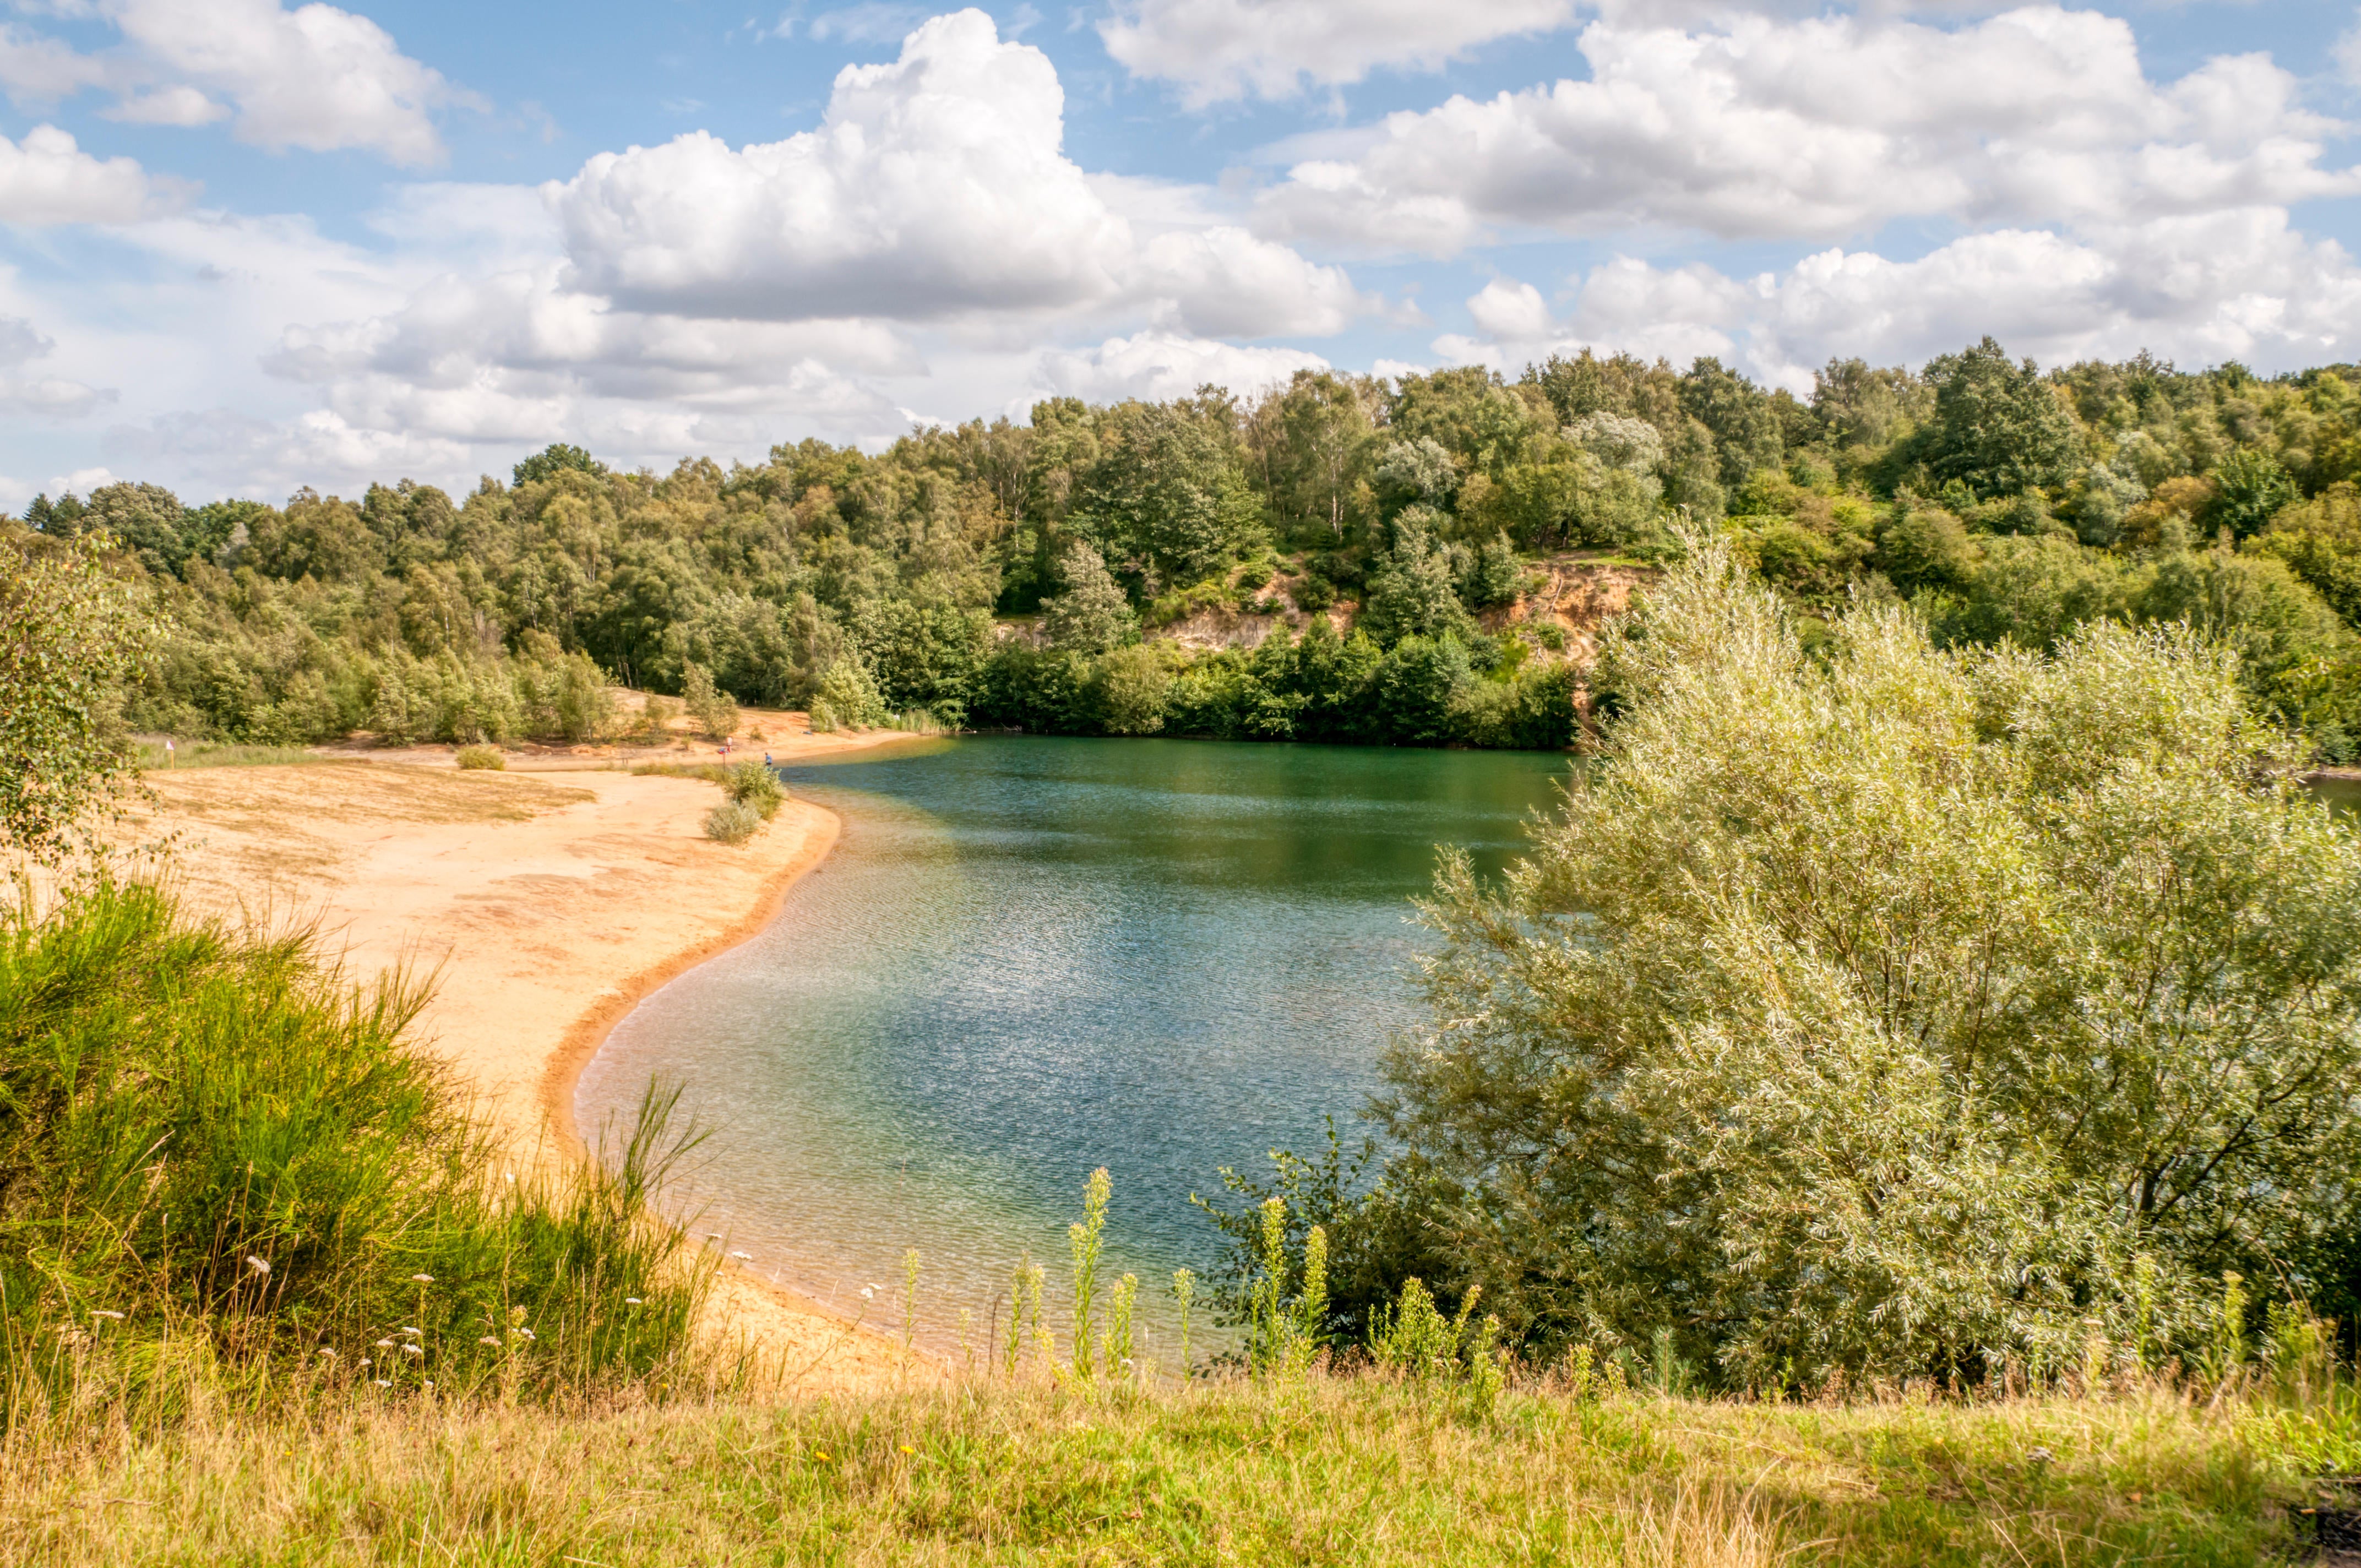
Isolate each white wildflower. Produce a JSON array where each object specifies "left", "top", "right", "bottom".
[{"left": 244, "top": 1256, "right": 271, "bottom": 1277}]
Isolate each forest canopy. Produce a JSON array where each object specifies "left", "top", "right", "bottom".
[{"left": 18, "top": 338, "right": 2361, "bottom": 755}]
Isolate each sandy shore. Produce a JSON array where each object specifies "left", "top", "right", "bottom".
[{"left": 138, "top": 722, "right": 931, "bottom": 1392}]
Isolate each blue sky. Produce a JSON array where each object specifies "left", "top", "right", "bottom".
[{"left": 1, "top": 0, "right": 2358, "bottom": 505}]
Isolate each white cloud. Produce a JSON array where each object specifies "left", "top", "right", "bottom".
[
  {"left": 0, "top": 124, "right": 187, "bottom": 224},
  {"left": 1256, "top": 8, "right": 2361, "bottom": 254},
  {"left": 1100, "top": 0, "right": 1575, "bottom": 106},
  {"left": 108, "top": 0, "right": 475, "bottom": 165},
  {"left": 0, "top": 0, "right": 474, "bottom": 166},
  {"left": 1438, "top": 213, "right": 2361, "bottom": 391},
  {"left": 0, "top": 22, "right": 114, "bottom": 102},
  {"left": 1037, "top": 330, "right": 1327, "bottom": 403},
  {"left": 551, "top": 9, "right": 1369, "bottom": 335},
  {"left": 104, "top": 84, "right": 227, "bottom": 126},
  {"left": 264, "top": 264, "right": 923, "bottom": 443}
]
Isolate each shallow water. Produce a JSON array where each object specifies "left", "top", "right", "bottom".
[{"left": 575, "top": 735, "right": 1571, "bottom": 1352}]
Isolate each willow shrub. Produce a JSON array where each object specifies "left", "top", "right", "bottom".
[
  {"left": 1381, "top": 529, "right": 2361, "bottom": 1389},
  {"left": 0, "top": 880, "right": 709, "bottom": 1419}
]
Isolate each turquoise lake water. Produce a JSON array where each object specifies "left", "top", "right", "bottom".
[{"left": 573, "top": 734, "right": 1572, "bottom": 1351}]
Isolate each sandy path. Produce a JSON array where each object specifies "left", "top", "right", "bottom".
[{"left": 140, "top": 732, "right": 932, "bottom": 1393}]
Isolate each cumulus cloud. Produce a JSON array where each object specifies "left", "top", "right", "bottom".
[
  {"left": 106, "top": 0, "right": 476, "bottom": 164},
  {"left": 1100, "top": 0, "right": 1575, "bottom": 106},
  {"left": 0, "top": 0, "right": 473, "bottom": 166},
  {"left": 1037, "top": 330, "right": 1328, "bottom": 403},
  {"left": 1256, "top": 8, "right": 2361, "bottom": 254},
  {"left": 1437, "top": 214, "right": 2361, "bottom": 390},
  {"left": 0, "top": 124, "right": 187, "bottom": 224},
  {"left": 551, "top": 9, "right": 1369, "bottom": 335}
]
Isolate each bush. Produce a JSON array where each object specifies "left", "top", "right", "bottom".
[
  {"left": 0, "top": 880, "right": 707, "bottom": 1414},
  {"left": 703, "top": 799, "right": 763, "bottom": 845},
  {"left": 454, "top": 744, "right": 504, "bottom": 770},
  {"left": 722, "top": 759, "right": 783, "bottom": 819},
  {"left": 1372, "top": 530, "right": 2361, "bottom": 1385}
]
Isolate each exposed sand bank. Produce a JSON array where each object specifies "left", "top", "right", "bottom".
[{"left": 135, "top": 721, "right": 932, "bottom": 1392}]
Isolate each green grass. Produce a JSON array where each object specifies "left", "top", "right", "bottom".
[
  {"left": 0, "top": 1375, "right": 2314, "bottom": 1565},
  {"left": 135, "top": 739, "right": 329, "bottom": 770},
  {"left": 0, "top": 880, "right": 713, "bottom": 1423}
]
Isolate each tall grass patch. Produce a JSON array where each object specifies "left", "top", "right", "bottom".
[{"left": 0, "top": 880, "right": 710, "bottom": 1423}]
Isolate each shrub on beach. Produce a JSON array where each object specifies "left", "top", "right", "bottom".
[
  {"left": 703, "top": 799, "right": 763, "bottom": 845},
  {"left": 0, "top": 880, "right": 709, "bottom": 1419},
  {"left": 454, "top": 744, "right": 504, "bottom": 770},
  {"left": 722, "top": 759, "right": 782, "bottom": 819}
]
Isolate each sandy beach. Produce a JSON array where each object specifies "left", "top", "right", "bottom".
[{"left": 138, "top": 717, "right": 930, "bottom": 1392}]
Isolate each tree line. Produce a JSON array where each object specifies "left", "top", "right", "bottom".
[{"left": 17, "top": 338, "right": 2361, "bottom": 754}]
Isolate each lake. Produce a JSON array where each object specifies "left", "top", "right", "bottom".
[{"left": 573, "top": 734, "right": 1573, "bottom": 1353}]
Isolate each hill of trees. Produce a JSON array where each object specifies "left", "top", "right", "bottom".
[{"left": 19, "top": 337, "right": 2361, "bottom": 755}]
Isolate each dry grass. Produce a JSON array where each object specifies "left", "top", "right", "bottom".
[{"left": 0, "top": 1375, "right": 2300, "bottom": 1566}]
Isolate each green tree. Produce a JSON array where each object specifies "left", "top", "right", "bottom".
[
  {"left": 83, "top": 481, "right": 189, "bottom": 579},
  {"left": 2208, "top": 448, "right": 2299, "bottom": 538},
  {"left": 1039, "top": 542, "right": 1136, "bottom": 655},
  {"left": 1, "top": 533, "right": 159, "bottom": 863},
  {"left": 1380, "top": 531, "right": 2361, "bottom": 1382},
  {"left": 680, "top": 661, "right": 738, "bottom": 739},
  {"left": 512, "top": 443, "right": 607, "bottom": 488},
  {"left": 1679, "top": 358, "right": 1785, "bottom": 488},
  {"left": 1917, "top": 336, "right": 2082, "bottom": 498},
  {"left": 1071, "top": 401, "right": 1263, "bottom": 586},
  {"left": 1357, "top": 513, "right": 1475, "bottom": 646},
  {"left": 2254, "top": 483, "right": 2361, "bottom": 625}
]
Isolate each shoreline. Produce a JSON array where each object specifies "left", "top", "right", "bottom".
[
  {"left": 535, "top": 803, "right": 841, "bottom": 1151},
  {"left": 131, "top": 720, "right": 932, "bottom": 1390}
]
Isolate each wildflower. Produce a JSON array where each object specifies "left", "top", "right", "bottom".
[
  {"left": 90, "top": 1310, "right": 125, "bottom": 1321},
  {"left": 2027, "top": 1446, "right": 2055, "bottom": 1466},
  {"left": 516, "top": 1327, "right": 536, "bottom": 1341},
  {"left": 624, "top": 1298, "right": 644, "bottom": 1306},
  {"left": 478, "top": 1336, "right": 501, "bottom": 1346},
  {"left": 400, "top": 1327, "right": 421, "bottom": 1337},
  {"left": 899, "top": 1445, "right": 915, "bottom": 1455},
  {"left": 244, "top": 1256, "right": 271, "bottom": 1278},
  {"left": 422, "top": 1381, "right": 434, "bottom": 1392},
  {"left": 410, "top": 1274, "right": 434, "bottom": 1285},
  {"left": 317, "top": 1348, "right": 337, "bottom": 1360},
  {"left": 373, "top": 1380, "right": 390, "bottom": 1389},
  {"left": 401, "top": 1344, "right": 425, "bottom": 1357},
  {"left": 813, "top": 1451, "right": 830, "bottom": 1462},
  {"left": 358, "top": 1360, "right": 371, "bottom": 1370},
  {"left": 375, "top": 1339, "right": 395, "bottom": 1349},
  {"left": 730, "top": 1250, "right": 753, "bottom": 1261},
  {"left": 859, "top": 1286, "right": 875, "bottom": 1302}
]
